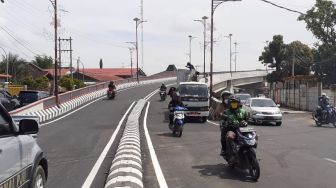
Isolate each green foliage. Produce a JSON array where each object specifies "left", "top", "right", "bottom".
[
  {"left": 298, "top": 0, "right": 336, "bottom": 46},
  {"left": 20, "top": 75, "right": 35, "bottom": 88},
  {"left": 259, "top": 36, "right": 313, "bottom": 83},
  {"left": 0, "top": 52, "right": 29, "bottom": 83},
  {"left": 59, "top": 75, "right": 74, "bottom": 91},
  {"left": 32, "top": 55, "right": 53, "bottom": 69},
  {"left": 299, "top": 0, "right": 336, "bottom": 84},
  {"left": 73, "top": 78, "right": 85, "bottom": 89},
  {"left": 20, "top": 75, "right": 49, "bottom": 90},
  {"left": 34, "top": 76, "right": 49, "bottom": 90}
]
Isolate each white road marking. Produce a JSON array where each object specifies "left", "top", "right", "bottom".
[
  {"left": 81, "top": 102, "right": 136, "bottom": 188},
  {"left": 325, "top": 158, "right": 336, "bottom": 164},
  {"left": 143, "top": 102, "right": 168, "bottom": 188},
  {"left": 207, "top": 120, "right": 219, "bottom": 126},
  {"left": 40, "top": 87, "right": 134, "bottom": 127}
]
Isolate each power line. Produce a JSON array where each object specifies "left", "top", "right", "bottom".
[
  {"left": 0, "top": 25, "right": 41, "bottom": 56},
  {"left": 259, "top": 0, "right": 304, "bottom": 15}
]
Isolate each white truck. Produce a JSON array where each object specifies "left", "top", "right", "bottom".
[{"left": 178, "top": 82, "right": 209, "bottom": 122}]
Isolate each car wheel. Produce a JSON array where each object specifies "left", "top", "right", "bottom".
[
  {"left": 32, "top": 165, "right": 46, "bottom": 188},
  {"left": 201, "top": 116, "right": 207, "bottom": 123},
  {"left": 276, "top": 122, "right": 282, "bottom": 126}
]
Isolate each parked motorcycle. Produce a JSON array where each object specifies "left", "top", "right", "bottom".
[
  {"left": 169, "top": 106, "right": 186, "bottom": 137},
  {"left": 107, "top": 88, "right": 116, "bottom": 100},
  {"left": 222, "top": 121, "right": 260, "bottom": 181},
  {"left": 313, "top": 104, "right": 336, "bottom": 127},
  {"left": 159, "top": 90, "right": 167, "bottom": 101}
]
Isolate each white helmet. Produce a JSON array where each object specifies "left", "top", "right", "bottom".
[{"left": 322, "top": 93, "right": 327, "bottom": 97}]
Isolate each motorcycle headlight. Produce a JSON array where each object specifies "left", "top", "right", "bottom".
[{"left": 246, "top": 139, "right": 256, "bottom": 146}]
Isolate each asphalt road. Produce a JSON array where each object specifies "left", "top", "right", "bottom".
[
  {"left": 143, "top": 97, "right": 336, "bottom": 188},
  {"left": 36, "top": 83, "right": 164, "bottom": 188}
]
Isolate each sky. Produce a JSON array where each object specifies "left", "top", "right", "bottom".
[{"left": 0, "top": 0, "right": 323, "bottom": 75}]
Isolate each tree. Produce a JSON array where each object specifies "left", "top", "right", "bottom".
[
  {"left": 59, "top": 75, "right": 74, "bottom": 91},
  {"left": 0, "top": 52, "right": 29, "bottom": 83},
  {"left": 99, "top": 58, "right": 103, "bottom": 69},
  {"left": 281, "top": 41, "right": 314, "bottom": 77},
  {"left": 73, "top": 78, "right": 85, "bottom": 89},
  {"left": 298, "top": 0, "right": 336, "bottom": 46},
  {"left": 21, "top": 75, "right": 35, "bottom": 89},
  {"left": 32, "top": 55, "right": 53, "bottom": 69},
  {"left": 259, "top": 36, "right": 314, "bottom": 84},
  {"left": 299, "top": 0, "right": 336, "bottom": 84},
  {"left": 259, "top": 35, "right": 287, "bottom": 72},
  {"left": 33, "top": 76, "right": 49, "bottom": 90}
]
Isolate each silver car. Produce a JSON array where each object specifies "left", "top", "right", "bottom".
[
  {"left": 0, "top": 104, "right": 48, "bottom": 188},
  {"left": 243, "top": 98, "right": 282, "bottom": 126}
]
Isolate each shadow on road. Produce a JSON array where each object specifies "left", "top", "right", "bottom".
[
  {"left": 157, "top": 132, "right": 174, "bottom": 137},
  {"left": 192, "top": 163, "right": 256, "bottom": 183}
]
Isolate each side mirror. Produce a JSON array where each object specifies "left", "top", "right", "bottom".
[
  {"left": 277, "top": 104, "right": 281, "bottom": 107},
  {"left": 19, "top": 119, "right": 39, "bottom": 135}
]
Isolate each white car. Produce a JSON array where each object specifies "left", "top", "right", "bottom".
[{"left": 243, "top": 97, "right": 282, "bottom": 126}]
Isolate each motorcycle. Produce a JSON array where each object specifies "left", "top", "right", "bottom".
[
  {"left": 159, "top": 90, "right": 167, "bottom": 101},
  {"left": 169, "top": 106, "right": 186, "bottom": 137},
  {"left": 222, "top": 121, "right": 260, "bottom": 181},
  {"left": 107, "top": 88, "right": 116, "bottom": 100},
  {"left": 313, "top": 104, "right": 336, "bottom": 127}
]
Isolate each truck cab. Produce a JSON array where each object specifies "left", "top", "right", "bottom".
[{"left": 178, "top": 82, "right": 209, "bottom": 122}]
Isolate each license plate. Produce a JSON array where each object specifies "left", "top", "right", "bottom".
[
  {"left": 187, "top": 112, "right": 201, "bottom": 116},
  {"left": 264, "top": 116, "right": 274, "bottom": 120},
  {"left": 239, "top": 127, "right": 255, "bottom": 133}
]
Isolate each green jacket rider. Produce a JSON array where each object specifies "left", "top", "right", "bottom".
[{"left": 220, "top": 98, "right": 248, "bottom": 156}]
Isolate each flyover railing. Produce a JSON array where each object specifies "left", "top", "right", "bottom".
[{"left": 10, "top": 72, "right": 176, "bottom": 116}]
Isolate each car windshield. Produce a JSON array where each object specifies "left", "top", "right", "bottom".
[
  {"left": 251, "top": 99, "right": 276, "bottom": 107},
  {"left": 179, "top": 84, "right": 208, "bottom": 97},
  {"left": 19, "top": 92, "right": 38, "bottom": 103},
  {"left": 235, "top": 94, "right": 251, "bottom": 101}
]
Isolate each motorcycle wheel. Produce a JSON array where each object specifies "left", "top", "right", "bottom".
[
  {"left": 247, "top": 153, "right": 260, "bottom": 181},
  {"left": 177, "top": 130, "right": 183, "bottom": 137}
]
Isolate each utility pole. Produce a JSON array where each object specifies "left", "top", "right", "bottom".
[
  {"left": 59, "top": 37, "right": 74, "bottom": 80},
  {"left": 128, "top": 47, "right": 135, "bottom": 77},
  {"left": 140, "top": 0, "right": 144, "bottom": 71},
  {"left": 77, "top": 57, "right": 80, "bottom": 80},
  {"left": 69, "top": 37, "right": 73, "bottom": 79},
  {"left": 50, "top": 0, "right": 59, "bottom": 105},
  {"left": 234, "top": 42, "right": 237, "bottom": 72},
  {"left": 58, "top": 37, "right": 62, "bottom": 77}
]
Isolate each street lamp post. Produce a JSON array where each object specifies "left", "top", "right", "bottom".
[
  {"left": 194, "top": 16, "right": 208, "bottom": 78},
  {"left": 126, "top": 42, "right": 136, "bottom": 78},
  {"left": 128, "top": 47, "right": 135, "bottom": 78},
  {"left": 188, "top": 35, "right": 196, "bottom": 64},
  {"left": 0, "top": 47, "right": 8, "bottom": 82},
  {"left": 133, "top": 18, "right": 146, "bottom": 83},
  {"left": 210, "top": 0, "right": 241, "bottom": 98}
]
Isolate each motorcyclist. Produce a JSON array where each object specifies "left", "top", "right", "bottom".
[
  {"left": 168, "top": 93, "right": 184, "bottom": 125},
  {"left": 160, "top": 83, "right": 167, "bottom": 91},
  {"left": 318, "top": 93, "right": 330, "bottom": 120},
  {"left": 108, "top": 81, "right": 116, "bottom": 90},
  {"left": 214, "top": 90, "right": 232, "bottom": 119},
  {"left": 220, "top": 98, "right": 248, "bottom": 158},
  {"left": 168, "top": 86, "right": 177, "bottom": 98}
]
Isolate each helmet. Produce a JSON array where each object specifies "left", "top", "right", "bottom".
[
  {"left": 229, "top": 98, "right": 240, "bottom": 110},
  {"left": 322, "top": 93, "right": 327, "bottom": 97},
  {"left": 110, "top": 81, "right": 114, "bottom": 84},
  {"left": 221, "top": 90, "right": 231, "bottom": 98}
]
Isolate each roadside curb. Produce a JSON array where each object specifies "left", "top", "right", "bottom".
[
  {"left": 282, "top": 110, "right": 311, "bottom": 114},
  {"left": 105, "top": 99, "right": 146, "bottom": 188}
]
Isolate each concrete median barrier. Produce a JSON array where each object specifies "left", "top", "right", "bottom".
[{"left": 105, "top": 99, "right": 146, "bottom": 188}]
